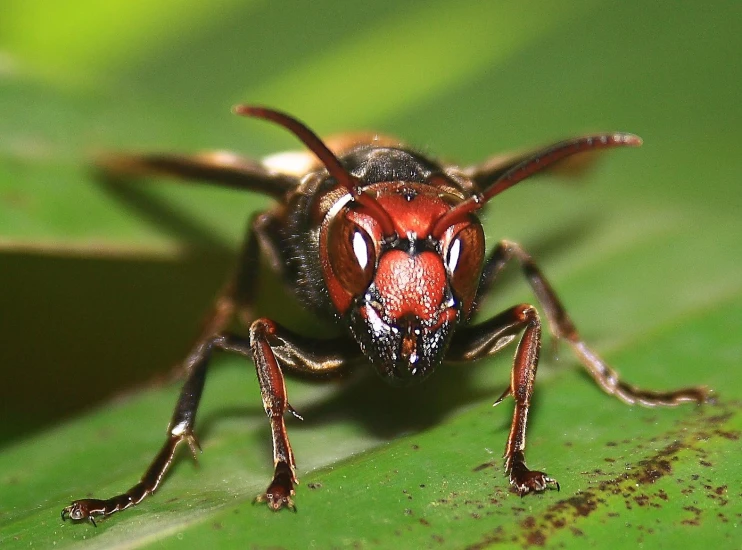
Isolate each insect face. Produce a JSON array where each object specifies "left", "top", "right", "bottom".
[{"left": 322, "top": 182, "right": 485, "bottom": 385}]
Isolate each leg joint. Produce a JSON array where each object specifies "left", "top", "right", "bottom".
[
  {"left": 249, "top": 318, "right": 277, "bottom": 341},
  {"left": 514, "top": 303, "right": 539, "bottom": 324},
  {"left": 249, "top": 319, "right": 279, "bottom": 358}
]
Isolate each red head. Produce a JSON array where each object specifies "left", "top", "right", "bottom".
[{"left": 319, "top": 180, "right": 484, "bottom": 385}]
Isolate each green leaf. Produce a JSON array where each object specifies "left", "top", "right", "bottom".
[{"left": 1, "top": 2, "right": 740, "bottom": 549}]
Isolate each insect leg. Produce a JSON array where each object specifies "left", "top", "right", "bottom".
[
  {"left": 61, "top": 333, "right": 250, "bottom": 523},
  {"left": 448, "top": 304, "right": 557, "bottom": 495},
  {"left": 62, "top": 320, "right": 356, "bottom": 522},
  {"left": 249, "top": 319, "right": 358, "bottom": 511},
  {"left": 477, "top": 240, "right": 710, "bottom": 406}
]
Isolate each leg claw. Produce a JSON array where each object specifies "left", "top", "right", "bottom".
[
  {"left": 509, "top": 463, "right": 559, "bottom": 496},
  {"left": 61, "top": 500, "right": 103, "bottom": 526},
  {"left": 255, "top": 462, "right": 297, "bottom": 511},
  {"left": 255, "top": 482, "right": 296, "bottom": 511}
]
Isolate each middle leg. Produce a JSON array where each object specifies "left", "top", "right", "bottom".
[
  {"left": 472, "top": 240, "right": 710, "bottom": 406},
  {"left": 62, "top": 333, "right": 253, "bottom": 523}
]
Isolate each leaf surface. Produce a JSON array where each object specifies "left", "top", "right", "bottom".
[{"left": 1, "top": 2, "right": 740, "bottom": 549}]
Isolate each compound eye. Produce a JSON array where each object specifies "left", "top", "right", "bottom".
[
  {"left": 445, "top": 223, "right": 484, "bottom": 302},
  {"left": 328, "top": 216, "right": 376, "bottom": 296}
]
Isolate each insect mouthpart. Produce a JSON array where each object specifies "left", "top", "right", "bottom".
[{"left": 349, "top": 300, "right": 458, "bottom": 387}]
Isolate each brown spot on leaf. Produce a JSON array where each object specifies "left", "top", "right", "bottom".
[
  {"left": 714, "top": 430, "right": 739, "bottom": 440},
  {"left": 565, "top": 494, "right": 599, "bottom": 517},
  {"left": 465, "top": 401, "right": 740, "bottom": 548},
  {"left": 633, "top": 494, "right": 649, "bottom": 507},
  {"left": 682, "top": 505, "right": 703, "bottom": 526},
  {"left": 526, "top": 530, "right": 546, "bottom": 546}
]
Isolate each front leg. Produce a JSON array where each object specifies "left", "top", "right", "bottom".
[
  {"left": 248, "top": 318, "right": 298, "bottom": 510},
  {"left": 249, "top": 318, "right": 360, "bottom": 510},
  {"left": 449, "top": 305, "right": 558, "bottom": 495},
  {"left": 501, "top": 305, "right": 559, "bottom": 494}
]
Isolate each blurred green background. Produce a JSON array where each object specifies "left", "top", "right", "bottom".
[{"left": 1, "top": 2, "right": 740, "bottom": 549}]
